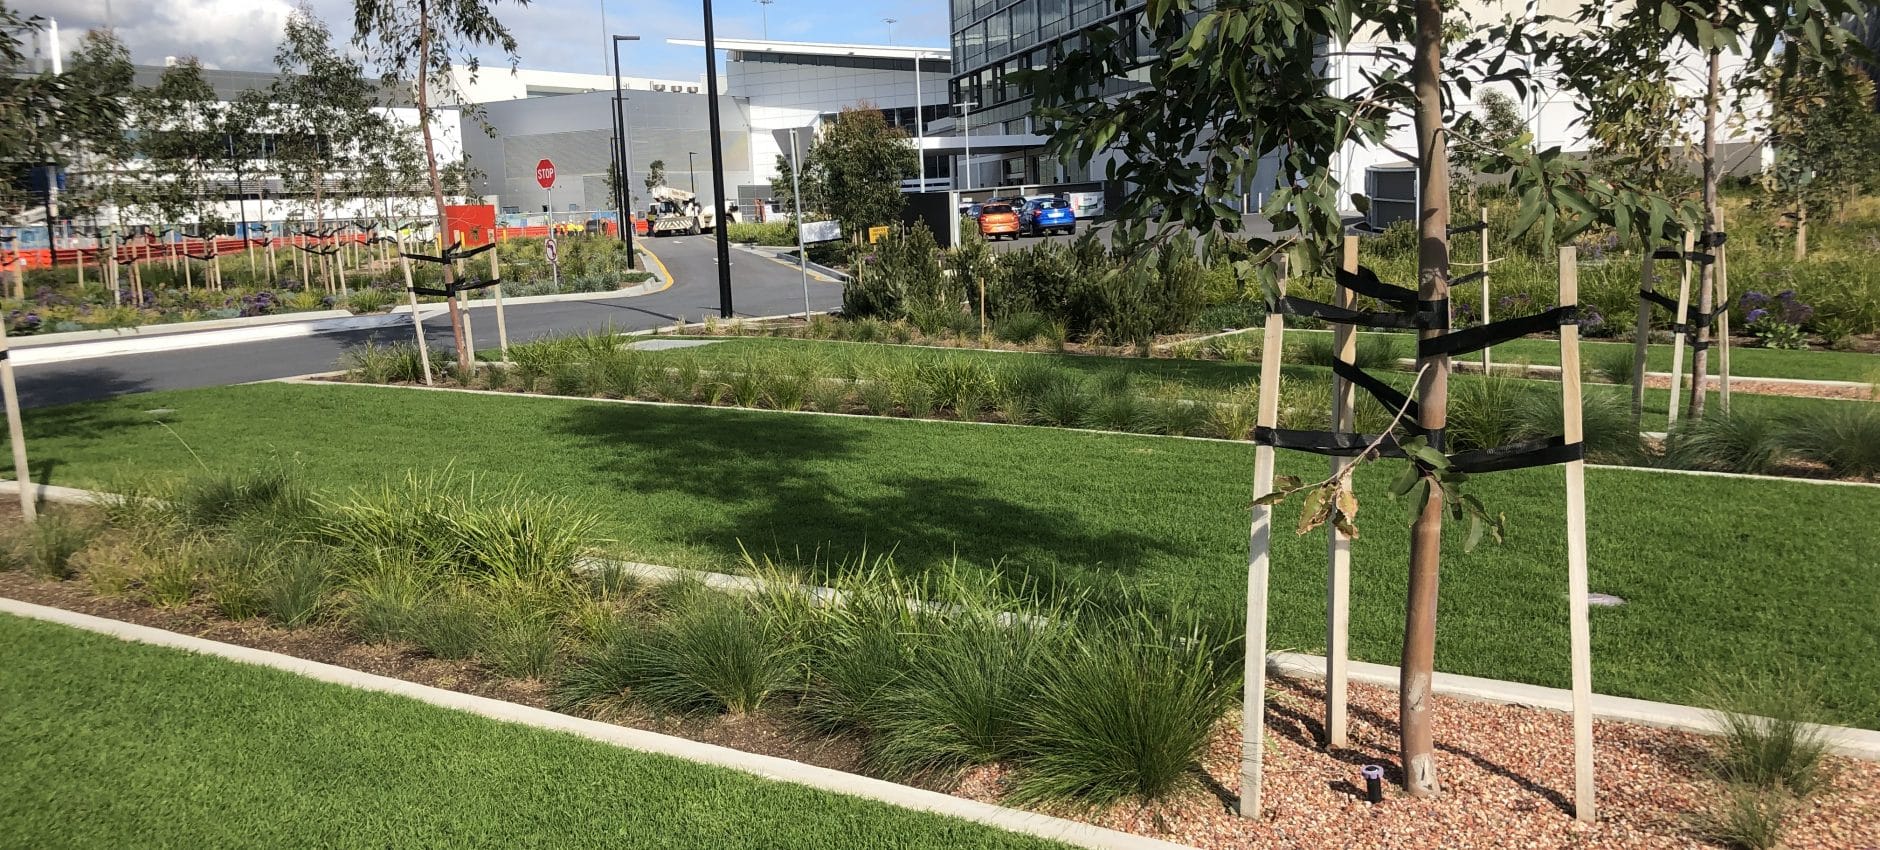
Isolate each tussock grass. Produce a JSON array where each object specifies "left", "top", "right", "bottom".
[
  {"left": 1700, "top": 671, "right": 1831, "bottom": 797},
  {"left": 558, "top": 591, "right": 798, "bottom": 717},
  {"left": 1692, "top": 785, "right": 1796, "bottom": 850},
  {"left": 4, "top": 512, "right": 97, "bottom": 580},
  {"left": 1665, "top": 410, "right": 1789, "bottom": 475},
  {"left": 1782, "top": 405, "right": 1880, "bottom": 478}
]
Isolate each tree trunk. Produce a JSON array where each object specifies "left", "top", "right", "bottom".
[
  {"left": 1794, "top": 206, "right": 1807, "bottom": 262},
  {"left": 1403, "top": 0, "right": 1451, "bottom": 799},
  {"left": 414, "top": 0, "right": 470, "bottom": 369},
  {"left": 1688, "top": 20, "right": 1722, "bottom": 420}
]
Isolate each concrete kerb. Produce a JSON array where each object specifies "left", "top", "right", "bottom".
[
  {"left": 5, "top": 475, "right": 1879, "bottom": 766},
  {"left": 13, "top": 312, "right": 415, "bottom": 366},
  {"left": 0, "top": 597, "right": 1185, "bottom": 850},
  {"left": 10, "top": 309, "right": 357, "bottom": 349}
]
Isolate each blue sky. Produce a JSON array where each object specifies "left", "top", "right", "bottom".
[{"left": 23, "top": 0, "right": 949, "bottom": 81}]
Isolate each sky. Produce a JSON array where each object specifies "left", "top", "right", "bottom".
[{"left": 19, "top": 0, "right": 949, "bottom": 81}]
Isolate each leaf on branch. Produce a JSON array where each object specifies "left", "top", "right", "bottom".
[{"left": 1296, "top": 485, "right": 1334, "bottom": 536}]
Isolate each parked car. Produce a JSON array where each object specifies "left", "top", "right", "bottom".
[
  {"left": 977, "top": 203, "right": 1021, "bottom": 240},
  {"left": 959, "top": 202, "right": 984, "bottom": 220},
  {"left": 1021, "top": 196, "right": 1076, "bottom": 236}
]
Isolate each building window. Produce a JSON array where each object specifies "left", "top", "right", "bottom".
[
  {"left": 1039, "top": 0, "right": 1068, "bottom": 39},
  {"left": 987, "top": 9, "right": 1009, "bottom": 60}
]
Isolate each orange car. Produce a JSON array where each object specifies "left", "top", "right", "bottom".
[{"left": 978, "top": 203, "right": 1021, "bottom": 240}]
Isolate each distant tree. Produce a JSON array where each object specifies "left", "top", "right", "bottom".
[
  {"left": 1448, "top": 88, "right": 1528, "bottom": 204},
  {"left": 268, "top": 6, "right": 378, "bottom": 240},
  {"left": 643, "top": 158, "right": 666, "bottom": 196},
  {"left": 801, "top": 106, "right": 916, "bottom": 239},
  {"left": 59, "top": 29, "right": 137, "bottom": 237},
  {"left": 1756, "top": 62, "right": 1880, "bottom": 260},
  {"left": 0, "top": 7, "right": 56, "bottom": 220},
  {"left": 134, "top": 58, "right": 222, "bottom": 236},
  {"left": 354, "top": 0, "right": 524, "bottom": 368}
]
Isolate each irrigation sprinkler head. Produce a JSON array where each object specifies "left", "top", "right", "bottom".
[{"left": 1360, "top": 764, "right": 1384, "bottom": 804}]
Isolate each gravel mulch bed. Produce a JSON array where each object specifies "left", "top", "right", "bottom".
[{"left": 3, "top": 564, "right": 1875, "bottom": 849}]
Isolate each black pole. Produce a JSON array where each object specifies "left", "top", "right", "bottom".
[
  {"left": 688, "top": 152, "right": 697, "bottom": 192},
  {"left": 610, "top": 36, "right": 639, "bottom": 268},
  {"left": 233, "top": 135, "right": 252, "bottom": 249},
  {"left": 701, "top": 6, "right": 734, "bottom": 318},
  {"left": 41, "top": 165, "right": 56, "bottom": 266}
]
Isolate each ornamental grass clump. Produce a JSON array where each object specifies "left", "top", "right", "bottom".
[
  {"left": 4, "top": 512, "right": 97, "bottom": 580},
  {"left": 1011, "top": 618, "right": 1237, "bottom": 806},
  {"left": 173, "top": 467, "right": 314, "bottom": 532},
  {"left": 557, "top": 591, "right": 798, "bottom": 716},
  {"left": 1782, "top": 405, "right": 1880, "bottom": 479},
  {"left": 1664, "top": 410, "right": 1789, "bottom": 475},
  {"left": 259, "top": 546, "right": 331, "bottom": 628},
  {"left": 344, "top": 341, "right": 427, "bottom": 384}
]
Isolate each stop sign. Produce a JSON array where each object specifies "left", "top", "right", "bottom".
[{"left": 535, "top": 159, "right": 556, "bottom": 189}]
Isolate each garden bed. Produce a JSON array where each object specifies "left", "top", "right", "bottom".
[{"left": 2, "top": 503, "right": 1874, "bottom": 850}]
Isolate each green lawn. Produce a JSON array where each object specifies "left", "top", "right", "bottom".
[
  {"left": 1280, "top": 327, "right": 1880, "bottom": 383},
  {"left": 16, "top": 382, "right": 1880, "bottom": 728},
  {"left": 655, "top": 335, "right": 1863, "bottom": 433},
  {"left": 0, "top": 614, "right": 1069, "bottom": 850}
]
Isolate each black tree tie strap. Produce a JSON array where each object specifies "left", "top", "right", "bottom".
[
  {"left": 1276, "top": 296, "right": 1427, "bottom": 329},
  {"left": 409, "top": 278, "right": 504, "bottom": 297},
  {"left": 1446, "top": 436, "right": 1584, "bottom": 474},
  {"left": 1447, "top": 220, "right": 1488, "bottom": 236},
  {"left": 1331, "top": 359, "right": 1421, "bottom": 429},
  {"left": 1254, "top": 426, "right": 1407, "bottom": 458},
  {"left": 1698, "top": 231, "right": 1727, "bottom": 249},
  {"left": 1639, "top": 289, "right": 1680, "bottom": 312},
  {"left": 1420, "top": 305, "right": 1578, "bottom": 359},
  {"left": 1334, "top": 266, "right": 1419, "bottom": 309},
  {"left": 1452, "top": 270, "right": 1487, "bottom": 287},
  {"left": 402, "top": 241, "right": 494, "bottom": 265}
]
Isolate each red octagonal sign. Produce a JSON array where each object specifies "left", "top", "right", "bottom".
[{"left": 535, "top": 159, "right": 556, "bottom": 189}]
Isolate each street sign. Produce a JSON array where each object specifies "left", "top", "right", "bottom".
[
  {"left": 535, "top": 159, "right": 556, "bottom": 189},
  {"left": 545, "top": 234, "right": 558, "bottom": 264},
  {"left": 799, "top": 220, "right": 841, "bottom": 244}
]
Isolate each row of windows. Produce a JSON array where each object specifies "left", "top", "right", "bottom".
[
  {"left": 736, "top": 53, "right": 925, "bottom": 74},
  {"left": 950, "top": 5, "right": 1174, "bottom": 117},
  {"left": 819, "top": 105, "right": 951, "bottom": 134},
  {"left": 953, "top": 0, "right": 1131, "bottom": 72}
]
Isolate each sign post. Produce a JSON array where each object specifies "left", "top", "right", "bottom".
[
  {"left": 789, "top": 128, "right": 811, "bottom": 322},
  {"left": 537, "top": 159, "right": 560, "bottom": 290}
]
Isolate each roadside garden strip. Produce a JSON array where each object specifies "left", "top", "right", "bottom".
[
  {"left": 15, "top": 381, "right": 1880, "bottom": 728},
  {"left": 0, "top": 607, "right": 1102, "bottom": 850},
  {"left": 6, "top": 474, "right": 1877, "bottom": 764}
]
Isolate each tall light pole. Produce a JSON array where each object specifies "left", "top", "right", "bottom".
[
  {"left": 700, "top": 1, "right": 736, "bottom": 318},
  {"left": 610, "top": 34, "right": 640, "bottom": 268},
  {"left": 883, "top": 17, "right": 897, "bottom": 43},
  {"left": 755, "top": 0, "right": 773, "bottom": 39},
  {"left": 956, "top": 99, "right": 977, "bottom": 191},
  {"left": 913, "top": 51, "right": 925, "bottom": 189},
  {"left": 688, "top": 151, "right": 698, "bottom": 192}
]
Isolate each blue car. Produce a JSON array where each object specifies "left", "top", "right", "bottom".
[{"left": 1021, "top": 197, "right": 1075, "bottom": 237}]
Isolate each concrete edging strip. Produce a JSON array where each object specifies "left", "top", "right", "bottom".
[{"left": 0, "top": 596, "right": 1188, "bottom": 850}]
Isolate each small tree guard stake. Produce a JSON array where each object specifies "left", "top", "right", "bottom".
[
  {"left": 1324, "top": 236, "right": 1357, "bottom": 751},
  {"left": 1479, "top": 206, "right": 1492, "bottom": 373},
  {"left": 489, "top": 244, "right": 509, "bottom": 358},
  {"left": 1666, "top": 231, "right": 1696, "bottom": 426},
  {"left": 1240, "top": 254, "right": 1288, "bottom": 818},
  {"left": 453, "top": 230, "right": 476, "bottom": 364},
  {"left": 397, "top": 233, "right": 434, "bottom": 386},
  {"left": 1558, "top": 245, "right": 1596, "bottom": 823},
  {"left": 0, "top": 316, "right": 35, "bottom": 522},
  {"left": 1631, "top": 246, "right": 1657, "bottom": 422},
  {"left": 1716, "top": 209, "right": 1731, "bottom": 413}
]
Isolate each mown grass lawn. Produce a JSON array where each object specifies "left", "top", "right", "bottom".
[
  {"left": 0, "top": 614, "right": 1070, "bottom": 850},
  {"left": 14, "top": 382, "right": 1880, "bottom": 728},
  {"left": 654, "top": 335, "right": 1864, "bottom": 432}
]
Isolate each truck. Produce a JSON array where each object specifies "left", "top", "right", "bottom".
[{"left": 647, "top": 186, "right": 740, "bottom": 236}]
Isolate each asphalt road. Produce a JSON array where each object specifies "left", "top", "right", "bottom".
[{"left": 19, "top": 235, "right": 844, "bottom": 409}]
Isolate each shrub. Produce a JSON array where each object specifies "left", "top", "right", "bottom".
[
  {"left": 1031, "top": 377, "right": 1091, "bottom": 427},
  {"left": 1510, "top": 390, "right": 1644, "bottom": 465},
  {"left": 1140, "top": 396, "right": 1209, "bottom": 437},
  {"left": 763, "top": 367, "right": 814, "bottom": 411},
  {"left": 808, "top": 377, "right": 853, "bottom": 413},
  {"left": 867, "top": 614, "right": 1061, "bottom": 780},
  {"left": 1782, "top": 405, "right": 1880, "bottom": 478},
  {"left": 344, "top": 341, "right": 427, "bottom": 384},
  {"left": 5, "top": 512, "right": 97, "bottom": 579},
  {"left": 1701, "top": 671, "right": 1830, "bottom": 796},
  {"left": 1204, "top": 393, "right": 1258, "bottom": 441},
  {"left": 138, "top": 547, "right": 196, "bottom": 608},
  {"left": 481, "top": 595, "right": 564, "bottom": 679},
  {"left": 344, "top": 287, "right": 396, "bottom": 314},
  {"left": 921, "top": 358, "right": 995, "bottom": 416},
  {"left": 406, "top": 590, "right": 487, "bottom": 659},
  {"left": 848, "top": 225, "right": 957, "bottom": 321},
  {"left": 798, "top": 577, "right": 929, "bottom": 735},
  {"left": 1692, "top": 786, "right": 1795, "bottom": 850},
  {"left": 566, "top": 592, "right": 796, "bottom": 716},
  {"left": 1664, "top": 410, "right": 1788, "bottom": 474},
  {"left": 724, "top": 220, "right": 797, "bottom": 246},
  {"left": 1012, "top": 621, "right": 1235, "bottom": 805},
  {"left": 1295, "top": 333, "right": 1402, "bottom": 370},
  {"left": 1081, "top": 389, "right": 1144, "bottom": 432},
  {"left": 993, "top": 311, "right": 1050, "bottom": 345},
  {"left": 1446, "top": 375, "right": 1528, "bottom": 453},
  {"left": 857, "top": 377, "right": 897, "bottom": 415},
  {"left": 197, "top": 540, "right": 268, "bottom": 620},
  {"left": 261, "top": 548, "right": 330, "bottom": 627}
]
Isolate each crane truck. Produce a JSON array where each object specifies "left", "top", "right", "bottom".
[{"left": 647, "top": 186, "right": 740, "bottom": 236}]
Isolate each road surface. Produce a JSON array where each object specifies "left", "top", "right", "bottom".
[{"left": 19, "top": 236, "right": 843, "bottom": 409}]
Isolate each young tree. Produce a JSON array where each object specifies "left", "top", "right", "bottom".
[
  {"left": 269, "top": 6, "right": 377, "bottom": 267},
  {"left": 802, "top": 106, "right": 916, "bottom": 239},
  {"left": 0, "top": 7, "right": 60, "bottom": 222},
  {"left": 1756, "top": 62, "right": 1880, "bottom": 260},
  {"left": 135, "top": 58, "right": 221, "bottom": 239},
  {"left": 60, "top": 30, "right": 136, "bottom": 278},
  {"left": 769, "top": 146, "right": 825, "bottom": 217},
  {"left": 643, "top": 158, "right": 666, "bottom": 196},
  {"left": 353, "top": 0, "right": 523, "bottom": 368}
]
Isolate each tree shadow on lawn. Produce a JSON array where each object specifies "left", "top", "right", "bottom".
[{"left": 552, "top": 402, "right": 1193, "bottom": 603}]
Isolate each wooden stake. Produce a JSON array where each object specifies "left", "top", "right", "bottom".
[
  {"left": 1475, "top": 207, "right": 1492, "bottom": 373},
  {"left": 183, "top": 246, "right": 193, "bottom": 292},
  {"left": 1558, "top": 245, "right": 1596, "bottom": 823},
  {"left": 397, "top": 236, "right": 435, "bottom": 386},
  {"left": 75, "top": 248, "right": 84, "bottom": 288},
  {"left": 1666, "top": 232, "right": 1695, "bottom": 426},
  {"left": 1239, "top": 255, "right": 1288, "bottom": 818},
  {"left": 1324, "top": 237, "right": 1356, "bottom": 751},
  {"left": 1716, "top": 211, "right": 1731, "bottom": 413},
  {"left": 0, "top": 317, "right": 36, "bottom": 522},
  {"left": 1631, "top": 247, "right": 1656, "bottom": 422},
  {"left": 490, "top": 245, "right": 509, "bottom": 358},
  {"left": 10, "top": 257, "right": 22, "bottom": 300}
]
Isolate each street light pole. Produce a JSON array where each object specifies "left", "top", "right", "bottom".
[
  {"left": 884, "top": 17, "right": 896, "bottom": 43},
  {"left": 957, "top": 99, "right": 977, "bottom": 191},
  {"left": 700, "top": 0, "right": 736, "bottom": 318},
  {"left": 755, "top": 0, "right": 773, "bottom": 39},
  {"left": 688, "top": 151, "right": 698, "bottom": 192},
  {"left": 610, "top": 34, "right": 641, "bottom": 268},
  {"left": 914, "top": 52, "right": 925, "bottom": 189}
]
